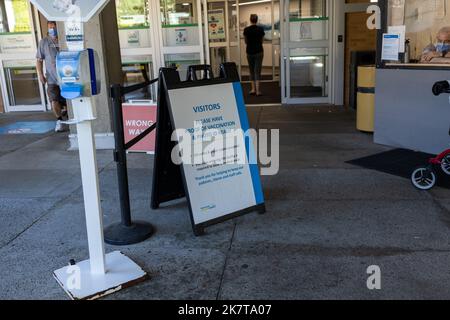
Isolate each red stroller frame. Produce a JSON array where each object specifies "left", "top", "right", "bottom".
[{"left": 411, "top": 81, "right": 450, "bottom": 190}]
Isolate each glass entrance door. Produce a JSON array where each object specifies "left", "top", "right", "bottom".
[
  {"left": 116, "top": 0, "right": 156, "bottom": 101},
  {"left": 204, "top": 0, "right": 281, "bottom": 81},
  {"left": 0, "top": 0, "right": 46, "bottom": 112},
  {"left": 204, "top": 0, "right": 281, "bottom": 105},
  {"left": 238, "top": 0, "right": 280, "bottom": 83},
  {"left": 117, "top": 0, "right": 206, "bottom": 94},
  {"left": 281, "top": 0, "right": 331, "bottom": 104},
  {"left": 205, "top": 0, "right": 238, "bottom": 77},
  {"left": 159, "top": 0, "right": 206, "bottom": 81}
]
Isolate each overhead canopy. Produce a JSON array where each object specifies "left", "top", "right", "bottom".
[{"left": 29, "top": 0, "right": 110, "bottom": 23}]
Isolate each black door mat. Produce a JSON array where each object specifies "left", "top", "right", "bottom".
[
  {"left": 346, "top": 148, "right": 450, "bottom": 189},
  {"left": 242, "top": 82, "right": 281, "bottom": 105}
]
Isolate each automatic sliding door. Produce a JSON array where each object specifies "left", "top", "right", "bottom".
[
  {"left": 160, "top": 0, "right": 205, "bottom": 81},
  {"left": 207, "top": 0, "right": 227, "bottom": 76},
  {"left": 282, "top": 0, "right": 331, "bottom": 104},
  {"left": 0, "top": 0, "right": 45, "bottom": 112},
  {"left": 116, "top": 0, "right": 156, "bottom": 101},
  {"left": 239, "top": 0, "right": 278, "bottom": 82},
  {"left": 205, "top": 0, "right": 239, "bottom": 77},
  {"left": 4, "top": 60, "right": 41, "bottom": 108}
]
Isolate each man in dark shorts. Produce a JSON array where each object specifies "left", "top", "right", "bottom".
[
  {"left": 244, "top": 14, "right": 265, "bottom": 96},
  {"left": 36, "top": 21, "right": 67, "bottom": 132}
]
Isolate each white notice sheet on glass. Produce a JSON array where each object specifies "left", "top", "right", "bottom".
[{"left": 382, "top": 34, "right": 400, "bottom": 61}]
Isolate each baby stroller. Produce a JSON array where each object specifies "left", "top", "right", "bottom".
[{"left": 411, "top": 81, "right": 450, "bottom": 190}]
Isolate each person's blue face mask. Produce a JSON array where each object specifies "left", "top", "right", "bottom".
[
  {"left": 48, "top": 28, "right": 57, "bottom": 38},
  {"left": 436, "top": 42, "right": 450, "bottom": 53}
]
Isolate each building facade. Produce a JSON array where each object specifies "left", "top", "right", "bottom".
[{"left": 0, "top": 0, "right": 378, "bottom": 114}]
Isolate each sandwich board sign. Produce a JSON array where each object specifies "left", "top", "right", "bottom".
[
  {"left": 29, "top": 0, "right": 110, "bottom": 23},
  {"left": 151, "top": 63, "right": 265, "bottom": 236}
]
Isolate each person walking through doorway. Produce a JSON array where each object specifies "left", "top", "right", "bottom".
[
  {"left": 244, "top": 14, "right": 265, "bottom": 96},
  {"left": 36, "top": 21, "right": 67, "bottom": 132}
]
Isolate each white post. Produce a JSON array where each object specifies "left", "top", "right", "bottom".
[{"left": 72, "top": 98, "right": 106, "bottom": 275}]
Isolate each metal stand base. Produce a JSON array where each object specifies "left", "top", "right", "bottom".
[
  {"left": 53, "top": 251, "right": 148, "bottom": 300},
  {"left": 104, "top": 221, "right": 154, "bottom": 246}
]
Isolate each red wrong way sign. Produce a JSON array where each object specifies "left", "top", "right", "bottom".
[{"left": 122, "top": 101, "right": 157, "bottom": 153}]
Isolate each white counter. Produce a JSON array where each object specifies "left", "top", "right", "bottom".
[{"left": 374, "top": 68, "right": 450, "bottom": 154}]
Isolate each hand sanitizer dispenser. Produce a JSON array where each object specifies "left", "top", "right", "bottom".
[
  {"left": 30, "top": 0, "right": 149, "bottom": 301},
  {"left": 56, "top": 49, "right": 101, "bottom": 100}
]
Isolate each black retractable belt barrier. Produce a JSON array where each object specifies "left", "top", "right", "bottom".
[{"left": 104, "top": 79, "right": 158, "bottom": 246}]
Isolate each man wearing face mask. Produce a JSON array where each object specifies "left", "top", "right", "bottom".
[
  {"left": 36, "top": 21, "right": 67, "bottom": 132},
  {"left": 421, "top": 27, "right": 450, "bottom": 63}
]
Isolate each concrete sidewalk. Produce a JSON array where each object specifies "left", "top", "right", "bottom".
[{"left": 1, "top": 107, "right": 450, "bottom": 300}]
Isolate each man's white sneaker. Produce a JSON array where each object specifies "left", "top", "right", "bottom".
[{"left": 55, "top": 120, "right": 64, "bottom": 132}]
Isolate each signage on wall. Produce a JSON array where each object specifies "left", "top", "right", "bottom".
[
  {"left": 119, "top": 29, "right": 150, "bottom": 49},
  {"left": 387, "top": 25, "right": 406, "bottom": 53},
  {"left": 175, "top": 28, "right": 188, "bottom": 44},
  {"left": 127, "top": 30, "right": 140, "bottom": 45},
  {"left": 65, "top": 20, "right": 84, "bottom": 51},
  {"left": 122, "top": 102, "right": 157, "bottom": 154},
  {"left": 382, "top": 33, "right": 400, "bottom": 61},
  {"left": 0, "top": 34, "right": 34, "bottom": 54},
  {"left": 300, "top": 22, "right": 313, "bottom": 40},
  {"left": 208, "top": 9, "right": 225, "bottom": 40}
]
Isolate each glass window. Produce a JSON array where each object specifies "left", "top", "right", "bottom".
[
  {"left": 0, "top": 0, "right": 31, "bottom": 33},
  {"left": 289, "top": 48, "right": 328, "bottom": 98},
  {"left": 161, "top": 0, "right": 197, "bottom": 26},
  {"left": 116, "top": 0, "right": 150, "bottom": 29},
  {"left": 387, "top": 0, "right": 450, "bottom": 63},
  {"left": 164, "top": 53, "right": 201, "bottom": 80},
  {"left": 3, "top": 60, "right": 41, "bottom": 106},
  {"left": 116, "top": 0, "right": 151, "bottom": 49},
  {"left": 161, "top": 0, "right": 200, "bottom": 47},
  {"left": 121, "top": 55, "right": 154, "bottom": 101},
  {"left": 289, "top": 0, "right": 326, "bottom": 19},
  {"left": 288, "top": 0, "right": 328, "bottom": 42}
]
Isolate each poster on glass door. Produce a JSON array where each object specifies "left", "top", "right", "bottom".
[
  {"left": 208, "top": 9, "right": 225, "bottom": 40},
  {"left": 382, "top": 33, "right": 400, "bottom": 61}
]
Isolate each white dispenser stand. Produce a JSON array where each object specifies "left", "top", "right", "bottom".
[
  {"left": 53, "top": 91, "right": 148, "bottom": 301},
  {"left": 28, "top": 0, "right": 150, "bottom": 300}
]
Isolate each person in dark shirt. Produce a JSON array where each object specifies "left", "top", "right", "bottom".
[{"left": 244, "top": 14, "right": 265, "bottom": 96}]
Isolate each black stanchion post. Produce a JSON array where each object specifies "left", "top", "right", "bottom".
[{"left": 104, "top": 84, "right": 154, "bottom": 246}]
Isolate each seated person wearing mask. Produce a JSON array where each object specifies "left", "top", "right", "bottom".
[{"left": 421, "top": 27, "right": 450, "bottom": 63}]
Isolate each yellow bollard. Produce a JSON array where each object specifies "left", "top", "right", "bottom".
[{"left": 356, "top": 65, "right": 376, "bottom": 133}]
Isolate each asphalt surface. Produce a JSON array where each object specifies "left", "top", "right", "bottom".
[{"left": 1, "top": 107, "right": 450, "bottom": 300}]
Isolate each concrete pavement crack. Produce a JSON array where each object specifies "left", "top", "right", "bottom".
[{"left": 216, "top": 220, "right": 237, "bottom": 300}]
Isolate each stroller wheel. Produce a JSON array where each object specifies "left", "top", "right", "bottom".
[
  {"left": 411, "top": 166, "right": 437, "bottom": 190},
  {"left": 441, "top": 154, "right": 450, "bottom": 175}
]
